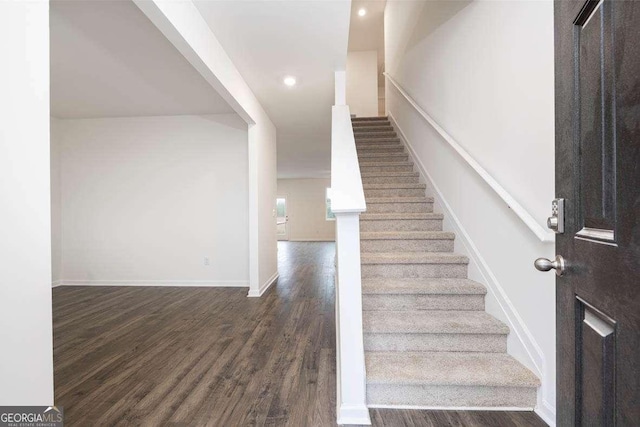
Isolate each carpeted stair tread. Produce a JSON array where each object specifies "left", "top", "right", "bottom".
[
  {"left": 361, "top": 172, "right": 419, "bottom": 178},
  {"left": 358, "top": 150, "right": 405, "bottom": 156},
  {"left": 357, "top": 143, "right": 403, "bottom": 149},
  {"left": 354, "top": 123, "right": 392, "bottom": 127},
  {"left": 361, "top": 252, "right": 468, "bottom": 265},
  {"left": 360, "top": 231, "right": 454, "bottom": 240},
  {"left": 358, "top": 152, "right": 408, "bottom": 159},
  {"left": 352, "top": 122, "right": 391, "bottom": 128},
  {"left": 361, "top": 174, "right": 421, "bottom": 185},
  {"left": 363, "top": 183, "right": 426, "bottom": 190},
  {"left": 352, "top": 116, "right": 389, "bottom": 122},
  {"left": 366, "top": 352, "right": 540, "bottom": 387},
  {"left": 366, "top": 196, "right": 434, "bottom": 203},
  {"left": 356, "top": 138, "right": 402, "bottom": 144},
  {"left": 360, "top": 212, "right": 443, "bottom": 220},
  {"left": 354, "top": 131, "right": 397, "bottom": 142},
  {"left": 353, "top": 116, "right": 540, "bottom": 408},
  {"left": 362, "top": 278, "right": 487, "bottom": 295},
  {"left": 359, "top": 160, "right": 413, "bottom": 166},
  {"left": 354, "top": 126, "right": 394, "bottom": 132},
  {"left": 363, "top": 310, "right": 509, "bottom": 335}
]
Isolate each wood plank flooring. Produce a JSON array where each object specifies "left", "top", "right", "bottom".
[{"left": 53, "top": 241, "right": 547, "bottom": 426}]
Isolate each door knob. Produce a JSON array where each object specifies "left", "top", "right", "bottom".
[{"left": 534, "top": 255, "right": 566, "bottom": 276}]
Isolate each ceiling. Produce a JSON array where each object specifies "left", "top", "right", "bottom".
[
  {"left": 194, "top": 0, "right": 352, "bottom": 179},
  {"left": 50, "top": 0, "right": 234, "bottom": 119},
  {"left": 348, "top": 0, "right": 386, "bottom": 84}
]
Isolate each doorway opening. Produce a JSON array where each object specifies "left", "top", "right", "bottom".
[{"left": 276, "top": 197, "right": 288, "bottom": 241}]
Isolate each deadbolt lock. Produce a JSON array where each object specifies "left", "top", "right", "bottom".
[{"left": 547, "top": 198, "right": 565, "bottom": 234}]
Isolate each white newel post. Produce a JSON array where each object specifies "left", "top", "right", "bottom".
[
  {"left": 332, "top": 71, "right": 370, "bottom": 425},
  {"left": 335, "top": 212, "right": 370, "bottom": 425}
]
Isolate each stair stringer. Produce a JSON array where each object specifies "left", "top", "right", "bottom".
[{"left": 388, "top": 113, "right": 555, "bottom": 426}]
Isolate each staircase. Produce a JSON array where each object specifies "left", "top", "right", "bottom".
[{"left": 353, "top": 116, "right": 540, "bottom": 409}]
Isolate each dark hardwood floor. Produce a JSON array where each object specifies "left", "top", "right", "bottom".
[{"left": 53, "top": 241, "right": 547, "bottom": 426}]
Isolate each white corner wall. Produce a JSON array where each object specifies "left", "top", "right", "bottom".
[
  {"left": 51, "top": 114, "right": 249, "bottom": 286},
  {"left": 251, "top": 122, "right": 278, "bottom": 295},
  {"left": 385, "top": 1, "right": 556, "bottom": 424},
  {"left": 277, "top": 178, "right": 335, "bottom": 241},
  {"left": 51, "top": 117, "right": 63, "bottom": 286},
  {"left": 346, "top": 50, "right": 379, "bottom": 117},
  {"left": 0, "top": 0, "right": 54, "bottom": 405},
  {"left": 133, "top": 0, "right": 278, "bottom": 297}
]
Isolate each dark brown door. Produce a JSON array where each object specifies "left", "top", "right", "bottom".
[{"left": 555, "top": 0, "right": 640, "bottom": 425}]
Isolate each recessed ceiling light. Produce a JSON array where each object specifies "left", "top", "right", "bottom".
[
  {"left": 358, "top": 8, "right": 366, "bottom": 17},
  {"left": 283, "top": 76, "right": 297, "bottom": 87}
]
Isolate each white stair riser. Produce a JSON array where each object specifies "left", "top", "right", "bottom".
[
  {"left": 360, "top": 219, "right": 443, "bottom": 232},
  {"left": 363, "top": 294, "right": 485, "bottom": 311},
  {"left": 360, "top": 165, "right": 414, "bottom": 173},
  {"left": 366, "top": 385, "right": 538, "bottom": 408},
  {"left": 364, "top": 333, "right": 507, "bottom": 353},
  {"left": 360, "top": 239, "right": 453, "bottom": 253},
  {"left": 361, "top": 263, "right": 468, "bottom": 279},
  {"left": 362, "top": 176, "right": 421, "bottom": 185},
  {"left": 367, "top": 202, "right": 433, "bottom": 214},
  {"left": 364, "top": 188, "right": 426, "bottom": 198}
]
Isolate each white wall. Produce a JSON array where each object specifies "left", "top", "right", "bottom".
[
  {"left": 277, "top": 178, "right": 335, "bottom": 241},
  {"left": 51, "top": 118, "right": 63, "bottom": 285},
  {"left": 385, "top": 1, "right": 556, "bottom": 424},
  {"left": 51, "top": 114, "right": 249, "bottom": 286},
  {"left": 378, "top": 85, "right": 385, "bottom": 116},
  {"left": 346, "top": 50, "right": 379, "bottom": 117},
  {"left": 252, "top": 122, "right": 278, "bottom": 294},
  {"left": 133, "top": 0, "right": 278, "bottom": 296},
  {"left": 0, "top": 0, "right": 54, "bottom": 405}
]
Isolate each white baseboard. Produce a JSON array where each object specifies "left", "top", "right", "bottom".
[
  {"left": 55, "top": 280, "right": 249, "bottom": 287},
  {"left": 389, "top": 112, "right": 555, "bottom": 423},
  {"left": 51, "top": 280, "right": 63, "bottom": 288},
  {"left": 536, "top": 399, "right": 556, "bottom": 427},
  {"left": 337, "top": 404, "right": 371, "bottom": 425},
  {"left": 247, "top": 271, "right": 278, "bottom": 297},
  {"left": 368, "top": 404, "right": 534, "bottom": 411}
]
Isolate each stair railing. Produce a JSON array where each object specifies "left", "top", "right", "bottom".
[
  {"left": 384, "top": 72, "right": 555, "bottom": 243},
  {"left": 331, "top": 71, "right": 370, "bottom": 425}
]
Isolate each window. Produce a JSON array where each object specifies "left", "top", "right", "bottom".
[
  {"left": 326, "top": 188, "right": 335, "bottom": 221},
  {"left": 276, "top": 198, "right": 286, "bottom": 218}
]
